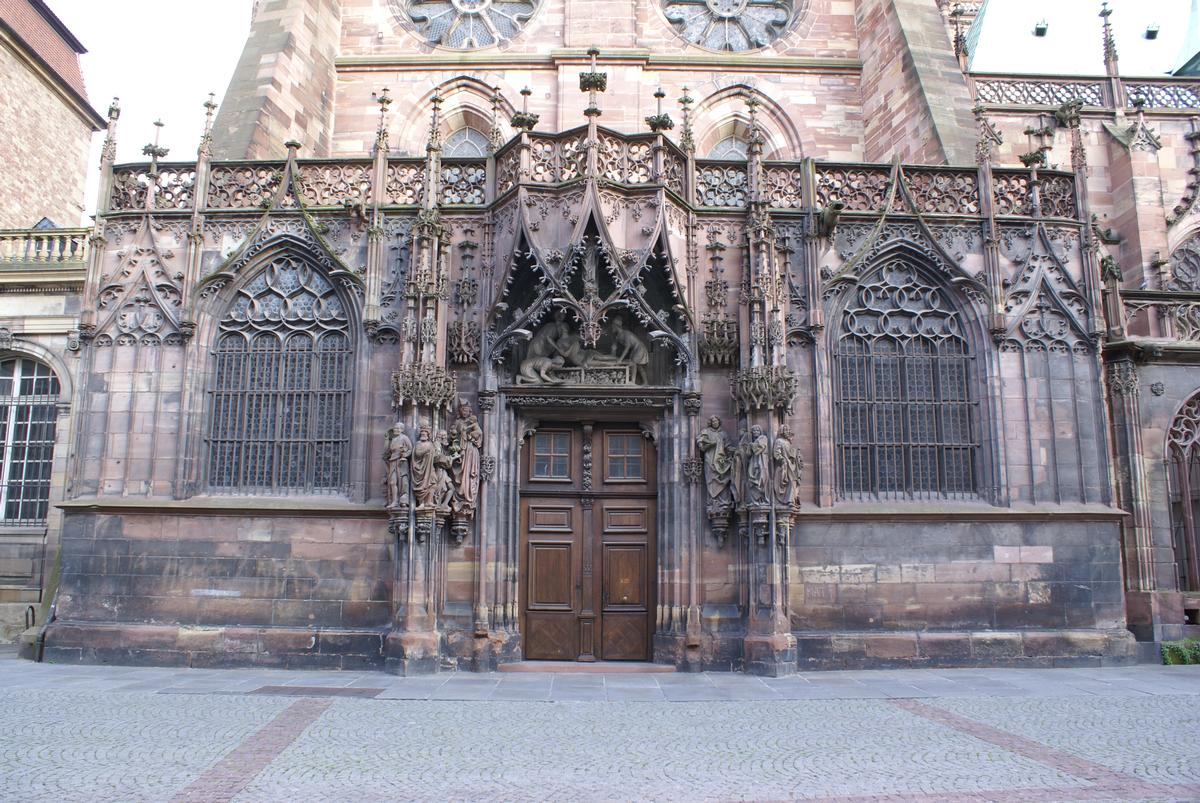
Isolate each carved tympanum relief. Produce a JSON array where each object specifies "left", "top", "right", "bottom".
[{"left": 513, "top": 309, "right": 652, "bottom": 386}]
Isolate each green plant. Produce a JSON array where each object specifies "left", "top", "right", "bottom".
[{"left": 1161, "top": 639, "right": 1200, "bottom": 665}]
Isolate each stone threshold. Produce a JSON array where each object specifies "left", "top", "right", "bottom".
[{"left": 499, "top": 661, "right": 676, "bottom": 674}]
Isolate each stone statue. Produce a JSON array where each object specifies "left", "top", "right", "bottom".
[
  {"left": 528, "top": 308, "right": 570, "bottom": 360},
  {"left": 609, "top": 317, "right": 649, "bottom": 384},
  {"left": 731, "top": 427, "right": 748, "bottom": 506},
  {"left": 449, "top": 401, "right": 482, "bottom": 512},
  {"left": 516, "top": 309, "right": 571, "bottom": 384},
  {"left": 558, "top": 330, "right": 623, "bottom": 368},
  {"left": 516, "top": 354, "right": 565, "bottom": 384},
  {"left": 745, "top": 424, "right": 770, "bottom": 505},
  {"left": 772, "top": 424, "right": 803, "bottom": 507},
  {"left": 383, "top": 422, "right": 413, "bottom": 510},
  {"left": 434, "top": 430, "right": 456, "bottom": 509},
  {"left": 411, "top": 421, "right": 438, "bottom": 508},
  {"left": 696, "top": 416, "right": 733, "bottom": 507}
]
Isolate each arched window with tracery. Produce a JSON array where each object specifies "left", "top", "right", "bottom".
[
  {"left": 1168, "top": 393, "right": 1200, "bottom": 591},
  {"left": 834, "top": 261, "right": 978, "bottom": 500},
  {"left": 444, "top": 127, "right": 490, "bottom": 157},
  {"left": 0, "top": 358, "right": 60, "bottom": 524},
  {"left": 207, "top": 257, "right": 353, "bottom": 494},
  {"left": 707, "top": 136, "right": 749, "bottom": 160}
]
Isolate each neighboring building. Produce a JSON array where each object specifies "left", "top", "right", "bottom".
[
  {"left": 0, "top": 0, "right": 98, "bottom": 641},
  {"left": 30, "top": 0, "right": 1200, "bottom": 672},
  {"left": 0, "top": 0, "right": 104, "bottom": 229}
]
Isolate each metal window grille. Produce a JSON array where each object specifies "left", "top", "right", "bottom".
[
  {"left": 0, "top": 358, "right": 60, "bottom": 525},
  {"left": 1168, "top": 397, "right": 1200, "bottom": 591},
  {"left": 833, "top": 261, "right": 979, "bottom": 500},
  {"left": 206, "top": 257, "right": 352, "bottom": 494}
]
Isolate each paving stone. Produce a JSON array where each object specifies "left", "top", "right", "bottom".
[{"left": 0, "top": 652, "right": 1197, "bottom": 802}]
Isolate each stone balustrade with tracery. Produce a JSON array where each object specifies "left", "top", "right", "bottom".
[{"left": 98, "top": 128, "right": 1079, "bottom": 223}]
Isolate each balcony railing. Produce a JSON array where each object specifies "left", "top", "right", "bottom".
[
  {"left": 0, "top": 229, "right": 90, "bottom": 270},
  {"left": 972, "top": 73, "right": 1200, "bottom": 111}
]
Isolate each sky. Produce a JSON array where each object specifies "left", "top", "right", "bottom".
[
  {"left": 47, "top": 0, "right": 251, "bottom": 222},
  {"left": 969, "top": 0, "right": 1200, "bottom": 76}
]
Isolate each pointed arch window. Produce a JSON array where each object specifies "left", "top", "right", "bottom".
[
  {"left": 0, "top": 358, "right": 60, "bottom": 524},
  {"left": 207, "top": 256, "right": 353, "bottom": 494},
  {"left": 1168, "top": 394, "right": 1200, "bottom": 591},
  {"left": 443, "top": 127, "right": 490, "bottom": 158},
  {"left": 834, "top": 261, "right": 979, "bottom": 500},
  {"left": 708, "top": 136, "right": 749, "bottom": 160}
]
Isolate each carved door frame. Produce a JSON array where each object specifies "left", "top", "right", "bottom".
[{"left": 517, "top": 417, "right": 658, "bottom": 661}]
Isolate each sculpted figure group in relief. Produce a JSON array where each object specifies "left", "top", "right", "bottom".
[
  {"left": 515, "top": 309, "right": 651, "bottom": 386},
  {"left": 383, "top": 401, "right": 484, "bottom": 543},
  {"left": 695, "top": 415, "right": 804, "bottom": 543}
]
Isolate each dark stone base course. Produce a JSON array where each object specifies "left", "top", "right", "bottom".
[
  {"left": 792, "top": 628, "right": 1140, "bottom": 670},
  {"left": 39, "top": 620, "right": 1141, "bottom": 673},
  {"left": 43, "top": 622, "right": 388, "bottom": 670}
]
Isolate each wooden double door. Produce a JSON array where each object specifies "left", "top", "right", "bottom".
[{"left": 520, "top": 422, "right": 656, "bottom": 662}]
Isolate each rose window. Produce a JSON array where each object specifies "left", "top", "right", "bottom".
[
  {"left": 662, "top": 0, "right": 793, "bottom": 51},
  {"left": 392, "top": 0, "right": 540, "bottom": 49}
]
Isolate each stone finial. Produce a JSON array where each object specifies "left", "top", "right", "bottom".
[
  {"left": 141, "top": 120, "right": 169, "bottom": 174},
  {"left": 198, "top": 93, "right": 218, "bottom": 159},
  {"left": 1100, "top": 2, "right": 1119, "bottom": 76},
  {"left": 100, "top": 97, "right": 120, "bottom": 164},
  {"left": 511, "top": 87, "right": 539, "bottom": 132},
  {"left": 580, "top": 48, "right": 607, "bottom": 118},
  {"left": 678, "top": 87, "right": 694, "bottom": 155},
  {"left": 744, "top": 91, "right": 764, "bottom": 151},
  {"left": 426, "top": 93, "right": 443, "bottom": 153},
  {"left": 646, "top": 87, "right": 674, "bottom": 133},
  {"left": 374, "top": 87, "right": 392, "bottom": 152},
  {"left": 488, "top": 86, "right": 505, "bottom": 151},
  {"left": 973, "top": 104, "right": 1002, "bottom": 166}
]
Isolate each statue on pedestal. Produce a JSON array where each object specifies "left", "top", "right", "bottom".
[
  {"left": 745, "top": 424, "right": 770, "bottom": 506},
  {"left": 412, "top": 421, "right": 439, "bottom": 509},
  {"left": 772, "top": 424, "right": 804, "bottom": 508},
  {"left": 383, "top": 422, "right": 413, "bottom": 511},
  {"left": 449, "top": 401, "right": 483, "bottom": 514},
  {"left": 696, "top": 415, "right": 734, "bottom": 544}
]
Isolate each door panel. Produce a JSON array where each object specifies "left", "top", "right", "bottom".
[
  {"left": 528, "top": 543, "right": 572, "bottom": 609},
  {"left": 602, "top": 544, "right": 647, "bottom": 608},
  {"left": 520, "top": 423, "right": 655, "bottom": 662},
  {"left": 522, "top": 500, "right": 581, "bottom": 660}
]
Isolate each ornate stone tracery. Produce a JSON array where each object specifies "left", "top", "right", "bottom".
[
  {"left": 661, "top": 0, "right": 796, "bottom": 51},
  {"left": 392, "top": 0, "right": 540, "bottom": 49}
]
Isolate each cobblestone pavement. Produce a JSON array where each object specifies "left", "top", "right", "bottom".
[{"left": 0, "top": 649, "right": 1198, "bottom": 802}]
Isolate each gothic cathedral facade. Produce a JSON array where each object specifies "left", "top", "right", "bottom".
[{"left": 33, "top": 0, "right": 1200, "bottom": 673}]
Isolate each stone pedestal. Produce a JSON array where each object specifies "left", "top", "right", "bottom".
[
  {"left": 742, "top": 632, "right": 798, "bottom": 676},
  {"left": 384, "top": 629, "right": 440, "bottom": 675}
]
